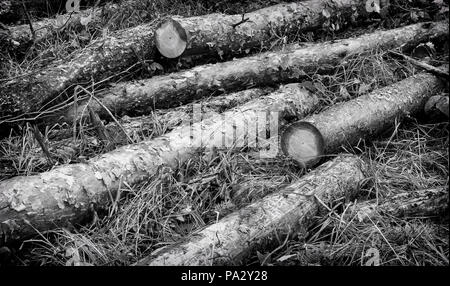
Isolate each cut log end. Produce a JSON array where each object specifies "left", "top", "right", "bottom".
[
  {"left": 155, "top": 19, "right": 188, "bottom": 59},
  {"left": 280, "top": 121, "right": 325, "bottom": 168}
]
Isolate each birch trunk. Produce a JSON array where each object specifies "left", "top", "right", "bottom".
[
  {"left": 0, "top": 0, "right": 103, "bottom": 24},
  {"left": 0, "top": 87, "right": 270, "bottom": 181}
]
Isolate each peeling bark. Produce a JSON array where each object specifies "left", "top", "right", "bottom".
[
  {"left": 301, "top": 68, "right": 447, "bottom": 154},
  {"left": 65, "top": 21, "right": 449, "bottom": 122},
  {"left": 0, "top": 0, "right": 105, "bottom": 24},
  {"left": 135, "top": 155, "right": 366, "bottom": 266},
  {"left": 0, "top": 0, "right": 404, "bottom": 125},
  {"left": 3, "top": 0, "right": 151, "bottom": 53},
  {"left": 0, "top": 83, "right": 318, "bottom": 245},
  {"left": 0, "top": 87, "right": 270, "bottom": 180},
  {"left": 4, "top": 6, "right": 103, "bottom": 49}
]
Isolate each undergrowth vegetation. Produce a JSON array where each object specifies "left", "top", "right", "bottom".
[{"left": 0, "top": 0, "right": 448, "bottom": 266}]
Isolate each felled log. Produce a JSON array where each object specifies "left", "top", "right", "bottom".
[
  {"left": 135, "top": 154, "right": 367, "bottom": 266},
  {"left": 348, "top": 187, "right": 449, "bottom": 222},
  {"left": 3, "top": 0, "right": 152, "bottom": 53},
  {"left": 0, "top": 0, "right": 104, "bottom": 24},
  {"left": 0, "top": 0, "right": 406, "bottom": 127},
  {"left": 0, "top": 83, "right": 319, "bottom": 245},
  {"left": 280, "top": 121, "right": 324, "bottom": 168},
  {"left": 154, "top": 19, "right": 188, "bottom": 59},
  {"left": 0, "top": 87, "right": 270, "bottom": 180},
  {"left": 64, "top": 21, "right": 449, "bottom": 122},
  {"left": 281, "top": 68, "right": 447, "bottom": 163}
]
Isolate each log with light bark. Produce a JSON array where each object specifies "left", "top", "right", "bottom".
[
  {"left": 134, "top": 69, "right": 447, "bottom": 266},
  {"left": 64, "top": 21, "right": 449, "bottom": 123},
  {"left": 0, "top": 83, "right": 319, "bottom": 245},
  {"left": 3, "top": 5, "right": 103, "bottom": 50},
  {"left": 0, "top": 0, "right": 104, "bottom": 24},
  {"left": 0, "top": 0, "right": 409, "bottom": 127},
  {"left": 280, "top": 67, "right": 447, "bottom": 165},
  {"left": 135, "top": 154, "right": 367, "bottom": 266},
  {"left": 3, "top": 0, "right": 153, "bottom": 53},
  {"left": 348, "top": 187, "right": 449, "bottom": 222},
  {"left": 0, "top": 87, "right": 270, "bottom": 181}
]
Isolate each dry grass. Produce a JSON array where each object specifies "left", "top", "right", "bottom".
[
  {"left": 10, "top": 50, "right": 449, "bottom": 266},
  {"left": 244, "top": 119, "right": 449, "bottom": 266},
  {"left": 0, "top": 0, "right": 448, "bottom": 266}
]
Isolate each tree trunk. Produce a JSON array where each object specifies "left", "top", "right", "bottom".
[
  {"left": 63, "top": 21, "right": 448, "bottom": 123},
  {"left": 4, "top": 5, "right": 103, "bottom": 49},
  {"left": 299, "top": 67, "right": 447, "bottom": 155},
  {"left": 0, "top": 84, "right": 318, "bottom": 245},
  {"left": 3, "top": 0, "right": 154, "bottom": 53},
  {"left": 135, "top": 154, "right": 367, "bottom": 266},
  {"left": 279, "top": 69, "right": 446, "bottom": 165},
  {"left": 0, "top": 87, "right": 270, "bottom": 181},
  {"left": 348, "top": 187, "right": 449, "bottom": 222},
  {"left": 0, "top": 0, "right": 104, "bottom": 24},
  {"left": 0, "top": 0, "right": 421, "bottom": 128}
]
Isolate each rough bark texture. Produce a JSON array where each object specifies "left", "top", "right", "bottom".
[
  {"left": 0, "top": 0, "right": 104, "bottom": 24},
  {"left": 3, "top": 0, "right": 149, "bottom": 52},
  {"left": 349, "top": 187, "right": 449, "bottom": 221},
  {"left": 135, "top": 155, "right": 366, "bottom": 266},
  {"left": 66, "top": 21, "right": 449, "bottom": 122},
  {"left": 0, "top": 0, "right": 400, "bottom": 125},
  {"left": 302, "top": 68, "right": 447, "bottom": 154},
  {"left": 0, "top": 84, "right": 318, "bottom": 245},
  {"left": 0, "top": 87, "right": 270, "bottom": 181},
  {"left": 4, "top": 5, "right": 103, "bottom": 48}
]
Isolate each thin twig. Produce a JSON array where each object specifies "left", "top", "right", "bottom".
[
  {"left": 73, "top": 85, "right": 134, "bottom": 144},
  {"left": 87, "top": 105, "right": 109, "bottom": 143},
  {"left": 31, "top": 124, "right": 54, "bottom": 165},
  {"left": 231, "top": 13, "right": 250, "bottom": 29},
  {"left": 21, "top": 1, "right": 35, "bottom": 41},
  {"left": 389, "top": 50, "right": 449, "bottom": 79}
]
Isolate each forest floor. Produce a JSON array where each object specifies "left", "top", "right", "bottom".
[{"left": 0, "top": 0, "right": 448, "bottom": 266}]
